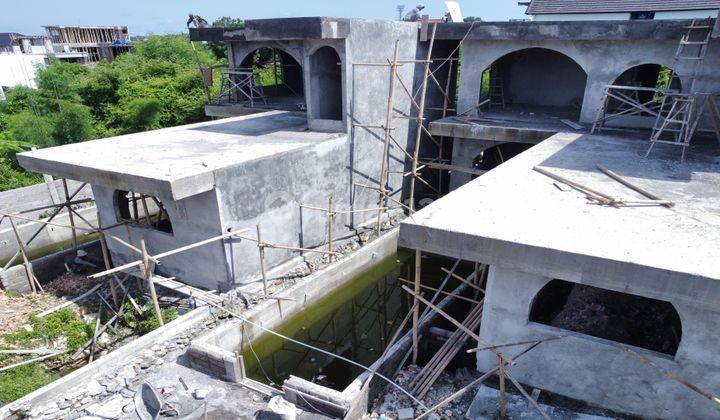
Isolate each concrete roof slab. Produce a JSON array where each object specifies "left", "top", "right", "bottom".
[
  {"left": 400, "top": 133, "right": 720, "bottom": 301},
  {"left": 18, "top": 111, "right": 345, "bottom": 201}
]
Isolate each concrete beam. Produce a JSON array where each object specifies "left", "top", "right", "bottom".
[
  {"left": 189, "top": 17, "right": 351, "bottom": 42},
  {"left": 434, "top": 19, "right": 695, "bottom": 41}
]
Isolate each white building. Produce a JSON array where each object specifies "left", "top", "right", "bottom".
[
  {"left": 0, "top": 32, "right": 85, "bottom": 92},
  {"left": 522, "top": 0, "right": 720, "bottom": 21}
]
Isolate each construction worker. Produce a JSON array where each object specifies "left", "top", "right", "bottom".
[
  {"left": 187, "top": 13, "right": 209, "bottom": 28},
  {"left": 403, "top": 4, "right": 426, "bottom": 22}
]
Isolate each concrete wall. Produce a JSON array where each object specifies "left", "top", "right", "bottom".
[
  {"left": 93, "top": 185, "right": 229, "bottom": 291},
  {"left": 456, "top": 38, "right": 720, "bottom": 124},
  {"left": 476, "top": 265, "right": 720, "bottom": 419},
  {"left": 494, "top": 48, "right": 587, "bottom": 110},
  {"left": 213, "top": 135, "right": 349, "bottom": 287}
]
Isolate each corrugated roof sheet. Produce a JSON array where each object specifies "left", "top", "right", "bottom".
[{"left": 527, "top": 0, "right": 720, "bottom": 15}]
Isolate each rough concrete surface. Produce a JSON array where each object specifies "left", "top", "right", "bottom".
[
  {"left": 400, "top": 132, "right": 720, "bottom": 418},
  {"left": 17, "top": 111, "right": 343, "bottom": 201}
]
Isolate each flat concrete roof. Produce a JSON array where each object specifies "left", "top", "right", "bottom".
[
  {"left": 429, "top": 109, "right": 585, "bottom": 144},
  {"left": 400, "top": 132, "right": 720, "bottom": 288},
  {"left": 18, "top": 111, "right": 345, "bottom": 201}
]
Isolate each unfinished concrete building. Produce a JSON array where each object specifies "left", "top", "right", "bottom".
[
  {"left": 5, "top": 11, "right": 720, "bottom": 420},
  {"left": 43, "top": 25, "right": 132, "bottom": 64}
]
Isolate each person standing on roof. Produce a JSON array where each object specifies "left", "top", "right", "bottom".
[{"left": 403, "top": 4, "right": 426, "bottom": 22}]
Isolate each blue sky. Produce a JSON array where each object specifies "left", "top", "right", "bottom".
[{"left": 1, "top": 1, "right": 527, "bottom": 36}]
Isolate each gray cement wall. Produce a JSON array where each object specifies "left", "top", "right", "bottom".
[
  {"left": 214, "top": 135, "right": 349, "bottom": 288},
  {"left": 93, "top": 186, "right": 229, "bottom": 291},
  {"left": 188, "top": 228, "right": 400, "bottom": 381},
  {"left": 456, "top": 38, "right": 720, "bottom": 125},
  {"left": 476, "top": 265, "right": 720, "bottom": 419}
]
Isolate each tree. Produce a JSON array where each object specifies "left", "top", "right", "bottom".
[
  {"left": 208, "top": 17, "right": 245, "bottom": 61},
  {"left": 6, "top": 112, "right": 55, "bottom": 149},
  {"left": 119, "top": 98, "right": 162, "bottom": 133},
  {"left": 464, "top": 16, "right": 483, "bottom": 22},
  {"left": 35, "top": 59, "right": 88, "bottom": 111},
  {"left": 53, "top": 103, "right": 94, "bottom": 144}
]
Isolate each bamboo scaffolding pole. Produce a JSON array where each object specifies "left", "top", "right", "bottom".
[
  {"left": 3, "top": 182, "right": 86, "bottom": 270},
  {"left": 438, "top": 58, "right": 454, "bottom": 192},
  {"left": 0, "top": 351, "right": 65, "bottom": 373},
  {"left": 412, "top": 250, "right": 422, "bottom": 364},
  {"left": 97, "top": 212, "right": 118, "bottom": 307},
  {"left": 597, "top": 164, "right": 674, "bottom": 207},
  {"left": 401, "top": 285, "right": 513, "bottom": 365},
  {"left": 16, "top": 198, "right": 94, "bottom": 215},
  {"left": 139, "top": 194, "right": 152, "bottom": 225},
  {"left": 90, "top": 229, "right": 249, "bottom": 278},
  {"left": 398, "top": 278, "right": 482, "bottom": 305},
  {"left": 466, "top": 336, "right": 563, "bottom": 353},
  {"left": 375, "top": 40, "right": 400, "bottom": 236},
  {"left": 8, "top": 215, "right": 37, "bottom": 293},
  {"left": 498, "top": 356, "right": 507, "bottom": 417},
  {"left": 416, "top": 339, "right": 548, "bottom": 420},
  {"left": 62, "top": 179, "right": 78, "bottom": 251},
  {"left": 124, "top": 224, "right": 144, "bottom": 291},
  {"left": 327, "top": 196, "right": 334, "bottom": 258},
  {"left": 441, "top": 266, "right": 486, "bottom": 293},
  {"left": 411, "top": 300, "right": 484, "bottom": 397},
  {"left": 257, "top": 224, "right": 268, "bottom": 296},
  {"left": 141, "top": 240, "right": 164, "bottom": 327}
]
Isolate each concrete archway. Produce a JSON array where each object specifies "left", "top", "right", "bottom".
[
  {"left": 309, "top": 46, "right": 342, "bottom": 121},
  {"left": 239, "top": 46, "right": 305, "bottom": 107},
  {"left": 478, "top": 48, "right": 588, "bottom": 119}
]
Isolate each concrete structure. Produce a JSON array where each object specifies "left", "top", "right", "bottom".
[
  {"left": 428, "top": 19, "right": 720, "bottom": 189},
  {"left": 18, "top": 18, "right": 443, "bottom": 292},
  {"left": 44, "top": 25, "right": 131, "bottom": 64},
  {"left": 524, "top": 0, "right": 720, "bottom": 21},
  {"left": 399, "top": 132, "right": 720, "bottom": 418}
]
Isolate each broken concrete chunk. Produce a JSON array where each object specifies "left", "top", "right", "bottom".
[
  {"left": 193, "top": 388, "right": 208, "bottom": 400},
  {"left": 85, "top": 394, "right": 130, "bottom": 419},
  {"left": 265, "top": 396, "right": 297, "bottom": 420}
]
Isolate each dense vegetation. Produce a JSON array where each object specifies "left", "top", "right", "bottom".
[{"left": 0, "top": 33, "right": 222, "bottom": 191}]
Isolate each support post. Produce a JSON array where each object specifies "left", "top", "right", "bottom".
[
  {"left": 409, "top": 24, "right": 437, "bottom": 213},
  {"left": 257, "top": 224, "right": 268, "bottom": 296},
  {"left": 140, "top": 240, "right": 164, "bottom": 327},
  {"left": 124, "top": 224, "right": 144, "bottom": 291},
  {"left": 327, "top": 196, "right": 334, "bottom": 258},
  {"left": 498, "top": 356, "right": 507, "bottom": 418},
  {"left": 376, "top": 40, "right": 401, "bottom": 235},
  {"left": 97, "top": 212, "right": 119, "bottom": 307},
  {"left": 62, "top": 179, "right": 78, "bottom": 251},
  {"left": 412, "top": 249, "right": 422, "bottom": 364},
  {"left": 8, "top": 215, "right": 38, "bottom": 293}
]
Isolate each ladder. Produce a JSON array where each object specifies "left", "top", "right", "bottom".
[
  {"left": 647, "top": 18, "right": 714, "bottom": 159},
  {"left": 488, "top": 65, "right": 505, "bottom": 108}
]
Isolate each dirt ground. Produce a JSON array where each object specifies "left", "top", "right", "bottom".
[{"left": 0, "top": 272, "right": 101, "bottom": 340}]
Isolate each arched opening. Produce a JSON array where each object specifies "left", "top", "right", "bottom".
[
  {"left": 530, "top": 280, "right": 681, "bottom": 356},
  {"left": 472, "top": 142, "right": 533, "bottom": 177},
  {"left": 115, "top": 190, "right": 173, "bottom": 234},
  {"left": 238, "top": 47, "right": 305, "bottom": 110},
  {"left": 606, "top": 64, "right": 681, "bottom": 114},
  {"left": 309, "top": 46, "right": 342, "bottom": 121},
  {"left": 478, "top": 48, "right": 588, "bottom": 120}
]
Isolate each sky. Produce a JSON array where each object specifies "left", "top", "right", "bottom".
[{"left": 1, "top": 1, "right": 527, "bottom": 36}]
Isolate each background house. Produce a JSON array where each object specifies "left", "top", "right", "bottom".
[{"left": 521, "top": 0, "right": 720, "bottom": 21}]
